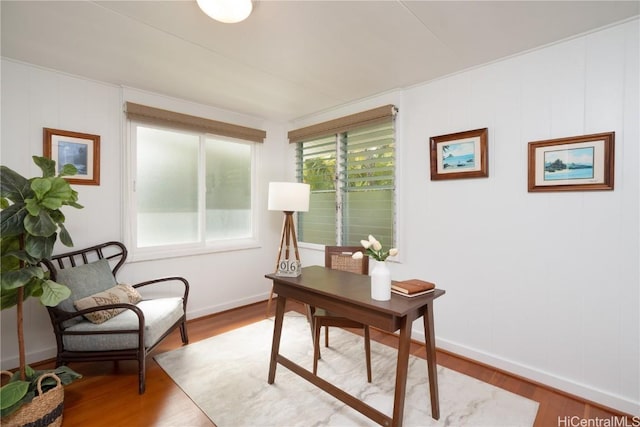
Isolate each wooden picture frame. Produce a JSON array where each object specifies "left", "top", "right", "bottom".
[
  {"left": 43, "top": 128, "right": 100, "bottom": 185},
  {"left": 527, "top": 132, "right": 614, "bottom": 192},
  {"left": 430, "top": 128, "right": 488, "bottom": 180}
]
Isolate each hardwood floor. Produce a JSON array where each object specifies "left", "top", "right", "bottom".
[{"left": 28, "top": 299, "right": 633, "bottom": 427}]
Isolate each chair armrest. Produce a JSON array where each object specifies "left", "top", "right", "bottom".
[{"left": 132, "top": 277, "right": 189, "bottom": 304}]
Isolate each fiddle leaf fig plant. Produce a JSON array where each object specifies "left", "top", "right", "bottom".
[{"left": 0, "top": 155, "right": 83, "bottom": 416}]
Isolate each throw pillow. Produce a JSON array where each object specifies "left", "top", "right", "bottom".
[
  {"left": 54, "top": 258, "right": 118, "bottom": 326},
  {"left": 74, "top": 284, "right": 143, "bottom": 324}
]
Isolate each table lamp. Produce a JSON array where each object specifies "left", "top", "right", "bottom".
[{"left": 266, "top": 181, "right": 310, "bottom": 315}]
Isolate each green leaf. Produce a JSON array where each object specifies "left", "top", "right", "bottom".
[
  {"left": 0, "top": 203, "right": 27, "bottom": 237},
  {"left": 59, "top": 163, "right": 78, "bottom": 177},
  {"left": 39, "top": 177, "right": 73, "bottom": 210},
  {"left": 58, "top": 224, "right": 74, "bottom": 247},
  {"left": 1, "top": 244, "right": 40, "bottom": 269},
  {"left": 23, "top": 210, "right": 57, "bottom": 237},
  {"left": 0, "top": 381, "right": 29, "bottom": 410},
  {"left": 0, "top": 165, "right": 32, "bottom": 203},
  {"left": 24, "top": 365, "right": 36, "bottom": 379},
  {"left": 24, "top": 234, "right": 56, "bottom": 260},
  {"left": 40, "top": 280, "right": 71, "bottom": 306},
  {"left": 1, "top": 198, "right": 8, "bottom": 209},
  {"left": 66, "top": 200, "right": 84, "bottom": 209},
  {"left": 30, "top": 178, "right": 52, "bottom": 201},
  {"left": 24, "top": 197, "right": 41, "bottom": 216},
  {"left": 32, "top": 156, "right": 55, "bottom": 178},
  {"left": 0, "top": 267, "right": 44, "bottom": 290},
  {"left": 0, "top": 288, "right": 19, "bottom": 310}
]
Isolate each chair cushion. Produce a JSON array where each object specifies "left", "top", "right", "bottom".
[
  {"left": 55, "top": 259, "right": 118, "bottom": 327},
  {"left": 62, "top": 297, "right": 184, "bottom": 351},
  {"left": 73, "top": 284, "right": 142, "bottom": 324}
]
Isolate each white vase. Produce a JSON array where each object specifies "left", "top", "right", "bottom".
[{"left": 370, "top": 259, "right": 391, "bottom": 301}]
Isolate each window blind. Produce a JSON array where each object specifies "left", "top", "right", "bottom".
[
  {"left": 125, "top": 102, "right": 266, "bottom": 143},
  {"left": 341, "top": 121, "right": 395, "bottom": 245},
  {"left": 295, "top": 109, "right": 396, "bottom": 247}
]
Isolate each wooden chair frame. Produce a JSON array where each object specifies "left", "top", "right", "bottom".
[{"left": 42, "top": 241, "right": 189, "bottom": 394}]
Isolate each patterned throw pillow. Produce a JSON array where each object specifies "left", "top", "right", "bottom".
[{"left": 73, "top": 284, "right": 143, "bottom": 324}]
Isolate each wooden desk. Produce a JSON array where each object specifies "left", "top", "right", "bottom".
[{"left": 266, "top": 265, "right": 445, "bottom": 427}]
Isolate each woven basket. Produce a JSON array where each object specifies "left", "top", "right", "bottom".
[{"left": 1, "top": 371, "right": 64, "bottom": 427}]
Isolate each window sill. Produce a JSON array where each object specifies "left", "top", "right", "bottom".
[{"left": 128, "top": 238, "right": 261, "bottom": 263}]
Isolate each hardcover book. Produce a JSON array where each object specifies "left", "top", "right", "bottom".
[{"left": 391, "top": 279, "right": 436, "bottom": 297}]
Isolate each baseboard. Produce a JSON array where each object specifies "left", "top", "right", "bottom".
[
  {"left": 409, "top": 327, "right": 640, "bottom": 416},
  {"left": 186, "top": 292, "right": 270, "bottom": 320}
]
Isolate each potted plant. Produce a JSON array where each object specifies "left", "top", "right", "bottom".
[{"left": 1, "top": 156, "right": 83, "bottom": 425}]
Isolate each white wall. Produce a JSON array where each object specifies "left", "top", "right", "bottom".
[
  {"left": 1, "top": 19, "right": 638, "bottom": 415},
  {"left": 0, "top": 60, "right": 288, "bottom": 369},
  {"left": 298, "top": 20, "right": 639, "bottom": 414}
]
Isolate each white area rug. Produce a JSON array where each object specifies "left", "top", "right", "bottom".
[{"left": 155, "top": 312, "right": 538, "bottom": 426}]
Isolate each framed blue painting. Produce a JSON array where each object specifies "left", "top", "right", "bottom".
[
  {"left": 44, "top": 128, "right": 100, "bottom": 185},
  {"left": 528, "top": 132, "right": 614, "bottom": 192},
  {"left": 430, "top": 128, "right": 488, "bottom": 180}
]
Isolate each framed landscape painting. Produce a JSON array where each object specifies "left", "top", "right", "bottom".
[
  {"left": 430, "top": 128, "right": 488, "bottom": 180},
  {"left": 528, "top": 132, "right": 614, "bottom": 192},
  {"left": 43, "top": 128, "right": 101, "bottom": 185}
]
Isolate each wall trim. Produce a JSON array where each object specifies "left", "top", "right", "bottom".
[{"left": 409, "top": 327, "right": 640, "bottom": 416}]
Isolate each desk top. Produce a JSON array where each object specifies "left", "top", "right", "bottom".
[{"left": 266, "top": 265, "right": 445, "bottom": 319}]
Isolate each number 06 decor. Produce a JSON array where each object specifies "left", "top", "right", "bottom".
[{"left": 527, "top": 132, "right": 614, "bottom": 192}]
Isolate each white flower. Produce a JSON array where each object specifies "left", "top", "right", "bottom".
[{"left": 357, "top": 234, "right": 398, "bottom": 261}]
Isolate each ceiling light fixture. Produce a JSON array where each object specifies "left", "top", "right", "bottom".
[{"left": 196, "top": 0, "right": 253, "bottom": 24}]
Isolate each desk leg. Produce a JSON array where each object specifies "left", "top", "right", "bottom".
[
  {"left": 268, "top": 295, "right": 287, "bottom": 384},
  {"left": 391, "top": 315, "right": 412, "bottom": 427},
  {"left": 423, "top": 301, "right": 440, "bottom": 420}
]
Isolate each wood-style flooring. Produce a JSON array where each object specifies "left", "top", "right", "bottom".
[{"left": 28, "top": 299, "right": 633, "bottom": 427}]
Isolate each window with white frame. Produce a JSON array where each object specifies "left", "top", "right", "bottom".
[
  {"left": 292, "top": 105, "right": 397, "bottom": 247},
  {"left": 125, "top": 103, "right": 265, "bottom": 259}
]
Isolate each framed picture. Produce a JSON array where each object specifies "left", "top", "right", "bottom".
[
  {"left": 430, "top": 128, "right": 488, "bottom": 180},
  {"left": 43, "top": 128, "right": 100, "bottom": 185},
  {"left": 527, "top": 132, "right": 614, "bottom": 192}
]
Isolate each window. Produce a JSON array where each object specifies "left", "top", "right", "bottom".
[
  {"left": 292, "top": 106, "right": 397, "bottom": 247},
  {"left": 125, "top": 103, "right": 265, "bottom": 259}
]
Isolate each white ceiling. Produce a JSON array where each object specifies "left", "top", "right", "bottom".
[{"left": 1, "top": 1, "right": 638, "bottom": 121}]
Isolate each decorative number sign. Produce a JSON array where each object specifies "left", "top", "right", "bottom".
[{"left": 277, "top": 259, "right": 301, "bottom": 277}]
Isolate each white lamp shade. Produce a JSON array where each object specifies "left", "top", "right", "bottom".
[
  {"left": 268, "top": 182, "right": 310, "bottom": 212},
  {"left": 196, "top": 0, "right": 253, "bottom": 24}
]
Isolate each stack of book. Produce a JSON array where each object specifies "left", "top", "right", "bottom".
[{"left": 391, "top": 279, "right": 436, "bottom": 297}]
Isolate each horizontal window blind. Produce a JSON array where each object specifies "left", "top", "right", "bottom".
[
  {"left": 296, "top": 134, "right": 337, "bottom": 245},
  {"left": 341, "top": 121, "right": 395, "bottom": 246},
  {"left": 125, "top": 102, "right": 266, "bottom": 143},
  {"left": 295, "top": 106, "right": 396, "bottom": 247}
]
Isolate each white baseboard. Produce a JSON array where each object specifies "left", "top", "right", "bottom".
[
  {"left": 186, "top": 292, "right": 270, "bottom": 320},
  {"left": 409, "top": 327, "right": 640, "bottom": 416}
]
